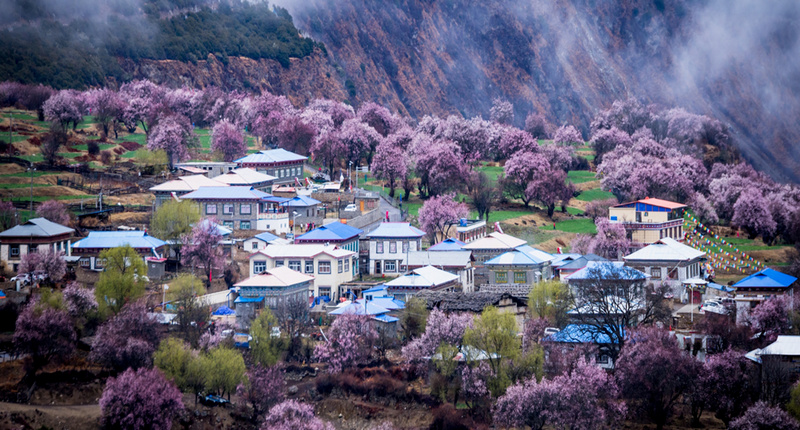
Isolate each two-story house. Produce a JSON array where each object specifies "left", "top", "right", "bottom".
[
  {"left": 180, "top": 186, "right": 290, "bottom": 233},
  {"left": 0, "top": 218, "right": 75, "bottom": 273},
  {"left": 365, "top": 222, "right": 425, "bottom": 276},
  {"left": 384, "top": 265, "right": 460, "bottom": 302},
  {"left": 482, "top": 245, "right": 554, "bottom": 296},
  {"left": 243, "top": 231, "right": 290, "bottom": 252},
  {"left": 281, "top": 195, "right": 324, "bottom": 233},
  {"left": 234, "top": 266, "right": 314, "bottom": 329},
  {"left": 234, "top": 148, "right": 306, "bottom": 185},
  {"left": 249, "top": 244, "right": 356, "bottom": 299},
  {"left": 623, "top": 237, "right": 706, "bottom": 297},
  {"left": 406, "top": 250, "right": 475, "bottom": 292},
  {"left": 608, "top": 197, "right": 687, "bottom": 245},
  {"left": 149, "top": 175, "right": 226, "bottom": 209},
  {"left": 212, "top": 168, "right": 276, "bottom": 192},
  {"left": 295, "top": 222, "right": 362, "bottom": 272},
  {"left": 71, "top": 231, "right": 166, "bottom": 271},
  {"left": 733, "top": 268, "right": 796, "bottom": 312}
]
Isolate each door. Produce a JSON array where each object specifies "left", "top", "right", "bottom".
[{"left": 374, "top": 260, "right": 382, "bottom": 274}]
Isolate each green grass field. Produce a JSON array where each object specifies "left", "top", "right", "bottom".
[
  {"left": 0, "top": 134, "right": 30, "bottom": 144},
  {"left": 5, "top": 194, "right": 96, "bottom": 203},
  {"left": 539, "top": 218, "right": 597, "bottom": 234},
  {"left": 73, "top": 143, "right": 116, "bottom": 151},
  {"left": 0, "top": 171, "right": 59, "bottom": 178},
  {"left": 575, "top": 188, "right": 616, "bottom": 202},
  {"left": 0, "top": 183, "right": 50, "bottom": 189},
  {"left": 567, "top": 170, "right": 597, "bottom": 184},
  {"left": 2, "top": 111, "right": 37, "bottom": 120},
  {"left": 115, "top": 133, "right": 147, "bottom": 145},
  {"left": 17, "top": 155, "right": 44, "bottom": 163},
  {"left": 468, "top": 210, "right": 532, "bottom": 224},
  {"left": 475, "top": 163, "right": 504, "bottom": 183}
]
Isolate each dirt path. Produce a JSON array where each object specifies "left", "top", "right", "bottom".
[{"left": 0, "top": 401, "right": 101, "bottom": 430}]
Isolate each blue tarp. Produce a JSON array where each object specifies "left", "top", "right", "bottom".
[
  {"left": 212, "top": 306, "right": 235, "bottom": 315},
  {"left": 234, "top": 296, "right": 264, "bottom": 303}
]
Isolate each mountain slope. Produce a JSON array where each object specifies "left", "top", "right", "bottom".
[{"left": 281, "top": 0, "right": 800, "bottom": 183}]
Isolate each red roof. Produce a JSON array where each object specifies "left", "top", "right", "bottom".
[{"left": 614, "top": 197, "right": 686, "bottom": 210}]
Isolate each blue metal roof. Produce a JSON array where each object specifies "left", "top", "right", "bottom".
[
  {"left": 734, "top": 268, "right": 797, "bottom": 289},
  {"left": 253, "top": 231, "right": 280, "bottom": 242},
  {"left": 566, "top": 261, "right": 648, "bottom": 281},
  {"left": 372, "top": 314, "right": 399, "bottom": 323},
  {"left": 234, "top": 296, "right": 265, "bottom": 303},
  {"left": 363, "top": 286, "right": 388, "bottom": 294},
  {"left": 329, "top": 301, "right": 390, "bottom": 316},
  {"left": 544, "top": 324, "right": 620, "bottom": 344},
  {"left": 235, "top": 148, "right": 307, "bottom": 164},
  {"left": 428, "top": 238, "right": 466, "bottom": 251},
  {"left": 296, "top": 222, "right": 362, "bottom": 242},
  {"left": 485, "top": 246, "right": 553, "bottom": 266},
  {"left": 72, "top": 231, "right": 166, "bottom": 251},
  {"left": 280, "top": 195, "right": 322, "bottom": 207},
  {"left": 708, "top": 282, "right": 736, "bottom": 293},
  {"left": 182, "top": 186, "right": 274, "bottom": 200}
]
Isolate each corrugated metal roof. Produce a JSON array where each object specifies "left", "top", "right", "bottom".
[
  {"left": 734, "top": 268, "right": 797, "bottom": 289},
  {"left": 234, "top": 266, "right": 314, "bottom": 287},
  {"left": 385, "top": 265, "right": 458, "bottom": 288},
  {"left": 544, "top": 324, "right": 620, "bottom": 344},
  {"left": 485, "top": 246, "right": 553, "bottom": 266},
  {"left": 255, "top": 244, "right": 355, "bottom": 259},
  {"left": 0, "top": 217, "right": 74, "bottom": 238},
  {"left": 365, "top": 222, "right": 424, "bottom": 238},
  {"left": 71, "top": 231, "right": 166, "bottom": 250},
  {"left": 295, "top": 221, "right": 362, "bottom": 242},
  {"left": 462, "top": 232, "right": 526, "bottom": 250},
  {"left": 280, "top": 195, "right": 322, "bottom": 207},
  {"left": 406, "top": 250, "right": 472, "bottom": 268},
  {"left": 149, "top": 175, "right": 225, "bottom": 192},
  {"left": 252, "top": 231, "right": 279, "bottom": 242},
  {"left": 558, "top": 254, "right": 609, "bottom": 270},
  {"left": 235, "top": 148, "right": 307, "bottom": 164},
  {"left": 613, "top": 197, "right": 687, "bottom": 210},
  {"left": 566, "top": 261, "right": 648, "bottom": 281},
  {"left": 212, "top": 168, "right": 276, "bottom": 185},
  {"left": 748, "top": 336, "right": 800, "bottom": 359},
  {"left": 624, "top": 237, "right": 705, "bottom": 261},
  {"left": 428, "top": 238, "right": 466, "bottom": 251},
  {"left": 181, "top": 186, "right": 272, "bottom": 200}
]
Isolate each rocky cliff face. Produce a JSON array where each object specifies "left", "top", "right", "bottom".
[
  {"left": 117, "top": 50, "right": 349, "bottom": 109},
  {"left": 122, "top": 0, "right": 800, "bottom": 183}
]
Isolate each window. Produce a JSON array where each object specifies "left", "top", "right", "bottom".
[
  {"left": 240, "top": 204, "right": 251, "bottom": 215},
  {"left": 222, "top": 220, "right": 234, "bottom": 229},
  {"left": 223, "top": 204, "right": 234, "bottom": 215},
  {"left": 597, "top": 354, "right": 610, "bottom": 364},
  {"left": 252, "top": 242, "right": 259, "bottom": 250},
  {"left": 651, "top": 268, "right": 662, "bottom": 278},
  {"left": 376, "top": 241, "right": 384, "bottom": 254},
  {"left": 10, "top": 245, "right": 20, "bottom": 256},
  {"left": 344, "top": 258, "right": 350, "bottom": 272},
  {"left": 318, "top": 261, "right": 331, "bottom": 274},
  {"left": 206, "top": 204, "right": 217, "bottom": 215},
  {"left": 402, "top": 241, "right": 408, "bottom": 253},
  {"left": 410, "top": 241, "right": 417, "bottom": 252},
  {"left": 495, "top": 271, "right": 508, "bottom": 283},
  {"left": 385, "top": 260, "right": 396, "bottom": 272},
  {"left": 338, "top": 259, "right": 343, "bottom": 273},
  {"left": 305, "top": 260, "right": 314, "bottom": 274},
  {"left": 390, "top": 241, "right": 397, "bottom": 253},
  {"left": 253, "top": 261, "right": 266, "bottom": 274},
  {"left": 95, "top": 258, "right": 107, "bottom": 269},
  {"left": 80, "top": 258, "right": 91, "bottom": 267},
  {"left": 275, "top": 260, "right": 284, "bottom": 267},
  {"left": 288, "top": 260, "right": 302, "bottom": 271},
  {"left": 240, "top": 221, "right": 251, "bottom": 230},
  {"left": 319, "top": 286, "right": 331, "bottom": 298},
  {"left": 514, "top": 272, "right": 527, "bottom": 284}
]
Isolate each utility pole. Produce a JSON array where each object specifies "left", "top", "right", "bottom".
[{"left": 29, "top": 162, "right": 34, "bottom": 214}]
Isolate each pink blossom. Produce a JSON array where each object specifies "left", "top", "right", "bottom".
[
  {"left": 146, "top": 114, "right": 194, "bottom": 168},
  {"left": 372, "top": 141, "right": 409, "bottom": 197},
  {"left": 36, "top": 199, "right": 70, "bottom": 226},
  {"left": 402, "top": 308, "right": 472, "bottom": 361},
  {"left": 313, "top": 313, "right": 377, "bottom": 373},
  {"left": 525, "top": 112, "right": 552, "bottom": 139},
  {"left": 63, "top": 282, "right": 98, "bottom": 318},
  {"left": 100, "top": 367, "right": 184, "bottom": 430},
  {"left": 211, "top": 119, "right": 247, "bottom": 162},
  {"left": 490, "top": 98, "right": 514, "bottom": 125},
  {"left": 498, "top": 128, "right": 538, "bottom": 158},
  {"left": 729, "top": 401, "right": 799, "bottom": 430},
  {"left": 43, "top": 90, "right": 83, "bottom": 130},
  {"left": 91, "top": 302, "right": 160, "bottom": 371},
  {"left": 418, "top": 193, "right": 470, "bottom": 243},
  {"left": 181, "top": 218, "right": 225, "bottom": 283},
  {"left": 553, "top": 124, "right": 583, "bottom": 145},
  {"left": 261, "top": 400, "right": 334, "bottom": 430},
  {"left": 14, "top": 300, "right": 76, "bottom": 369},
  {"left": 413, "top": 138, "right": 469, "bottom": 197}
]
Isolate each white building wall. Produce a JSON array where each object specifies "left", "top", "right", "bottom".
[{"left": 368, "top": 239, "right": 419, "bottom": 275}]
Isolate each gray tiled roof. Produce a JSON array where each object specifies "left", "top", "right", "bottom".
[{"left": 0, "top": 218, "right": 74, "bottom": 238}]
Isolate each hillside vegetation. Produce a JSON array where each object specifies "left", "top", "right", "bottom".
[{"left": 0, "top": 0, "right": 322, "bottom": 89}]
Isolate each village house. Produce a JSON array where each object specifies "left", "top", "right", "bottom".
[
  {"left": 243, "top": 231, "right": 290, "bottom": 252},
  {"left": 71, "top": 231, "right": 166, "bottom": 271},
  {"left": 450, "top": 219, "right": 487, "bottom": 244},
  {"left": 384, "top": 265, "right": 459, "bottom": 301},
  {"left": 233, "top": 266, "right": 314, "bottom": 329},
  {"left": 733, "top": 268, "right": 797, "bottom": 311},
  {"left": 543, "top": 324, "right": 618, "bottom": 369},
  {"left": 148, "top": 174, "right": 227, "bottom": 209},
  {"left": 234, "top": 148, "right": 307, "bottom": 185},
  {"left": 211, "top": 167, "right": 276, "bottom": 192},
  {"left": 608, "top": 197, "right": 687, "bottom": 245},
  {"left": 461, "top": 232, "right": 527, "bottom": 264},
  {"left": 281, "top": 195, "right": 324, "bottom": 234},
  {"left": 623, "top": 237, "right": 706, "bottom": 297},
  {"left": 406, "top": 250, "right": 475, "bottom": 292},
  {"left": 416, "top": 290, "right": 528, "bottom": 329},
  {"left": 295, "top": 221, "right": 362, "bottom": 253},
  {"left": 428, "top": 238, "right": 467, "bottom": 251},
  {"left": 0, "top": 218, "right": 75, "bottom": 273},
  {"left": 553, "top": 254, "right": 608, "bottom": 279},
  {"left": 365, "top": 222, "right": 425, "bottom": 276},
  {"left": 180, "top": 186, "right": 290, "bottom": 233},
  {"left": 483, "top": 245, "right": 554, "bottom": 292},
  {"left": 328, "top": 286, "right": 405, "bottom": 336},
  {"left": 175, "top": 161, "right": 236, "bottom": 178},
  {"left": 745, "top": 336, "right": 800, "bottom": 399},
  {"left": 248, "top": 244, "right": 356, "bottom": 299},
  {"left": 564, "top": 261, "right": 649, "bottom": 307}
]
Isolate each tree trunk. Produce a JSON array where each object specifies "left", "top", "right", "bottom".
[{"left": 547, "top": 204, "right": 555, "bottom": 218}]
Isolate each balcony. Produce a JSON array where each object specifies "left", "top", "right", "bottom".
[
  {"left": 613, "top": 219, "right": 683, "bottom": 230},
  {"left": 258, "top": 212, "right": 289, "bottom": 220}
]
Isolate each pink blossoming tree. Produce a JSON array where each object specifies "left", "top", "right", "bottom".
[
  {"left": 372, "top": 141, "right": 409, "bottom": 197},
  {"left": 36, "top": 199, "right": 70, "bottom": 226},
  {"left": 418, "top": 193, "right": 470, "bottom": 244},
  {"left": 14, "top": 300, "right": 76, "bottom": 370},
  {"left": 313, "top": 313, "right": 377, "bottom": 373},
  {"left": 91, "top": 301, "right": 160, "bottom": 372},
  {"left": 261, "top": 400, "right": 334, "bottom": 430},
  {"left": 553, "top": 124, "right": 583, "bottom": 145},
  {"left": 211, "top": 119, "right": 247, "bottom": 162},
  {"left": 100, "top": 367, "right": 184, "bottom": 430},
  {"left": 181, "top": 219, "right": 224, "bottom": 286},
  {"left": 402, "top": 308, "right": 473, "bottom": 362}
]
